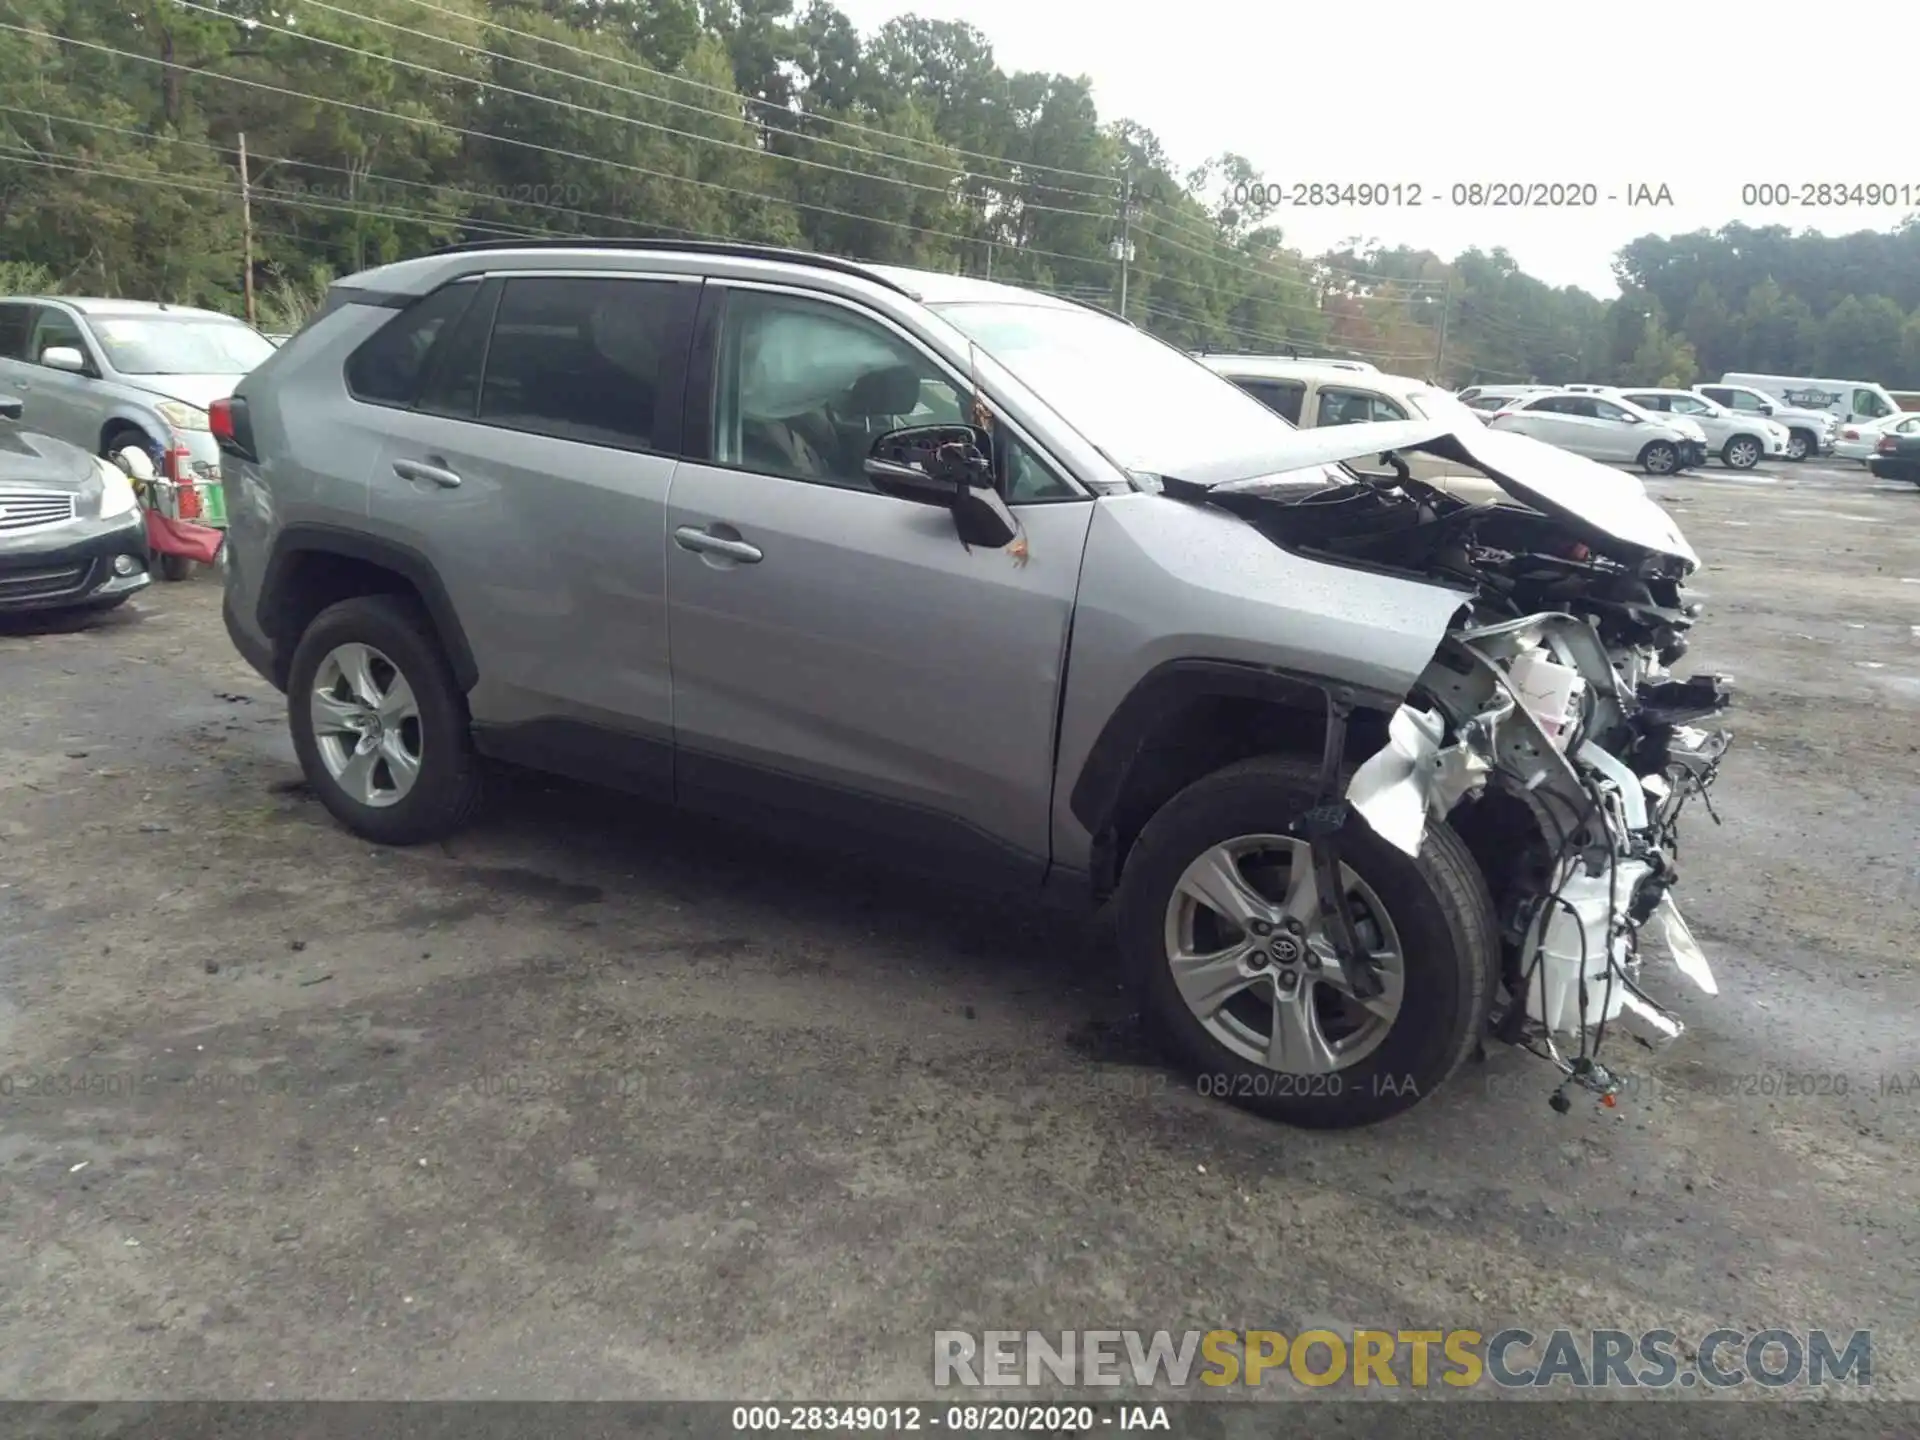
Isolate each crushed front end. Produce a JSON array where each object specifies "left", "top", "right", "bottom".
[
  {"left": 1351, "top": 605, "right": 1732, "bottom": 1102},
  {"left": 1168, "top": 420, "right": 1735, "bottom": 1104}
]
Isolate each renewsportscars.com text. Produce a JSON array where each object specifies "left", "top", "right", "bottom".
[{"left": 933, "top": 1328, "right": 1871, "bottom": 1390}]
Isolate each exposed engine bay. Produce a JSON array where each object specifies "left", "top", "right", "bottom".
[{"left": 1162, "top": 422, "right": 1734, "bottom": 1108}]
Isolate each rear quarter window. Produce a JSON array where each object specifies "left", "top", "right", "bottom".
[{"left": 344, "top": 281, "right": 481, "bottom": 407}]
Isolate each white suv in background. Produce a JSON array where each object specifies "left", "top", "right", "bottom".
[
  {"left": 1614, "top": 387, "right": 1789, "bottom": 470},
  {"left": 1693, "top": 383, "right": 1836, "bottom": 461},
  {"left": 1199, "top": 357, "right": 1508, "bottom": 503},
  {"left": 1485, "top": 389, "right": 1697, "bottom": 474}
]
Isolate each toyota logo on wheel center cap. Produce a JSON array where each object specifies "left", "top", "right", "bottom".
[{"left": 1269, "top": 935, "right": 1300, "bottom": 963}]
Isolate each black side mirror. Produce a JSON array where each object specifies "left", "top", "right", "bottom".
[
  {"left": 864, "top": 424, "right": 1019, "bottom": 549},
  {"left": 0, "top": 396, "right": 21, "bottom": 422},
  {"left": 1759, "top": 403, "right": 1773, "bottom": 415}
]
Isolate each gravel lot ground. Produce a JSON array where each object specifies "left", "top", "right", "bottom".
[{"left": 1, "top": 457, "right": 1915, "bottom": 1416}]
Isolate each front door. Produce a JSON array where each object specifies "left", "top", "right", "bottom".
[
  {"left": 21, "top": 306, "right": 100, "bottom": 451},
  {"left": 364, "top": 271, "right": 701, "bottom": 796},
  {"left": 663, "top": 283, "right": 1094, "bottom": 880}
]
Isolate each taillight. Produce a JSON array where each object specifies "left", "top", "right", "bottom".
[
  {"left": 1842, "top": 427, "right": 1859, "bottom": 440},
  {"left": 1491, "top": 410, "right": 1513, "bottom": 422},
  {"left": 1877, "top": 434, "right": 1897, "bottom": 453},
  {"left": 162, "top": 441, "right": 203, "bottom": 519},
  {"left": 211, "top": 394, "right": 257, "bottom": 461}
]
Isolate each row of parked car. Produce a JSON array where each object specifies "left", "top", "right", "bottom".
[{"left": 1196, "top": 354, "right": 1902, "bottom": 483}]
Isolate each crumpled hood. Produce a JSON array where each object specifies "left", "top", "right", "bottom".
[
  {"left": 123, "top": 373, "right": 242, "bottom": 411},
  {"left": 1173, "top": 417, "right": 1699, "bottom": 573},
  {"left": 0, "top": 415, "right": 99, "bottom": 490}
]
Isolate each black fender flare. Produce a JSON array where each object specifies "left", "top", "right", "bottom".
[
  {"left": 1066, "top": 657, "right": 1406, "bottom": 838},
  {"left": 258, "top": 523, "right": 479, "bottom": 692}
]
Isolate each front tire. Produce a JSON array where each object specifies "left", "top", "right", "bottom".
[
  {"left": 1115, "top": 755, "right": 1497, "bottom": 1128},
  {"left": 1722, "top": 436, "right": 1761, "bottom": 470},
  {"left": 157, "top": 553, "right": 195, "bottom": 582},
  {"left": 1639, "top": 441, "right": 1679, "bottom": 475},
  {"left": 1785, "top": 430, "right": 1813, "bottom": 461},
  {"left": 287, "top": 594, "right": 483, "bottom": 845}
]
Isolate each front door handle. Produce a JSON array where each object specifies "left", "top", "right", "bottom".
[
  {"left": 674, "top": 525, "right": 762, "bottom": 564},
  {"left": 392, "top": 457, "right": 462, "bottom": 488}
]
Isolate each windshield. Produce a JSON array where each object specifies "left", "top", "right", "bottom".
[
  {"left": 1407, "top": 389, "right": 1484, "bottom": 426},
  {"left": 928, "top": 301, "right": 1302, "bottom": 475},
  {"left": 89, "top": 315, "right": 276, "bottom": 376}
]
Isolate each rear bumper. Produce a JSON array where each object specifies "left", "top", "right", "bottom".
[
  {"left": 222, "top": 580, "right": 280, "bottom": 689},
  {"left": 0, "top": 512, "right": 151, "bottom": 611},
  {"left": 1868, "top": 456, "right": 1920, "bottom": 482}
]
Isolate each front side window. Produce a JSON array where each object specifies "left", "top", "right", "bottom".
[
  {"left": 30, "top": 309, "right": 88, "bottom": 367},
  {"left": 713, "top": 290, "right": 1075, "bottom": 502},
  {"left": 1854, "top": 388, "right": 1892, "bottom": 419},
  {"left": 1622, "top": 393, "right": 1666, "bottom": 411},
  {"left": 1669, "top": 395, "right": 1713, "bottom": 415},
  {"left": 1317, "top": 387, "right": 1407, "bottom": 426},
  {"left": 86, "top": 314, "right": 273, "bottom": 375},
  {"left": 1723, "top": 389, "right": 1766, "bottom": 412},
  {"left": 1592, "top": 399, "right": 1634, "bottom": 423},
  {"left": 477, "top": 276, "right": 696, "bottom": 453},
  {"left": 715, "top": 289, "right": 958, "bottom": 492}
]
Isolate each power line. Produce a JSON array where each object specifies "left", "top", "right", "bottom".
[
  {"left": 374, "top": 0, "right": 1124, "bottom": 203},
  {"left": 287, "top": 0, "right": 1117, "bottom": 217},
  {"left": 0, "top": 23, "right": 1114, "bottom": 275},
  {"left": 170, "top": 0, "right": 1114, "bottom": 223},
  {"left": 0, "top": 146, "right": 549, "bottom": 240},
  {"left": 0, "top": 104, "right": 726, "bottom": 244}
]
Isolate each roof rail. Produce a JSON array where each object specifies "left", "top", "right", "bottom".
[{"left": 426, "top": 237, "right": 916, "bottom": 296}]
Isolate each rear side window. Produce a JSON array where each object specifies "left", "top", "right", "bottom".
[
  {"left": 1233, "top": 378, "right": 1305, "bottom": 423},
  {"left": 345, "top": 281, "right": 480, "bottom": 407},
  {"left": 0, "top": 303, "right": 34, "bottom": 360},
  {"left": 477, "top": 276, "right": 697, "bottom": 453}
]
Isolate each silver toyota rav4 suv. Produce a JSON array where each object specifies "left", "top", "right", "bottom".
[{"left": 219, "top": 240, "right": 1733, "bottom": 1129}]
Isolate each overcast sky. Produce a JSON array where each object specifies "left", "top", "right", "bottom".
[{"left": 830, "top": 0, "right": 1920, "bottom": 297}]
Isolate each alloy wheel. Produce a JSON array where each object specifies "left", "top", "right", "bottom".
[
  {"left": 1162, "top": 834, "right": 1405, "bottom": 1074},
  {"left": 308, "top": 642, "right": 423, "bottom": 808}
]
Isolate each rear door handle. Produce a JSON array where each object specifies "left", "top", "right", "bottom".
[
  {"left": 674, "top": 525, "right": 762, "bottom": 564},
  {"left": 392, "top": 457, "right": 462, "bottom": 488}
]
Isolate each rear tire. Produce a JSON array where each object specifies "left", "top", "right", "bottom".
[
  {"left": 287, "top": 594, "right": 483, "bottom": 845},
  {"left": 1639, "top": 441, "right": 1679, "bottom": 475},
  {"left": 1722, "top": 436, "right": 1761, "bottom": 470},
  {"left": 1114, "top": 755, "right": 1498, "bottom": 1129}
]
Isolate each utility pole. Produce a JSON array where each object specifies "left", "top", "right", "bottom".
[
  {"left": 1111, "top": 175, "right": 1139, "bottom": 321},
  {"left": 237, "top": 132, "right": 256, "bottom": 328},
  {"left": 1434, "top": 275, "right": 1452, "bottom": 383}
]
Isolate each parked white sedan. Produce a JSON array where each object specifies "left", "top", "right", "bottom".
[
  {"left": 1485, "top": 389, "right": 1701, "bottom": 474},
  {"left": 1835, "top": 411, "right": 1920, "bottom": 463}
]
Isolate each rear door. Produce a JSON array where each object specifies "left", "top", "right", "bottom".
[
  {"left": 363, "top": 271, "right": 700, "bottom": 795},
  {"left": 1497, "top": 394, "right": 1573, "bottom": 446},
  {"left": 662, "top": 281, "right": 1095, "bottom": 879},
  {"left": 0, "top": 302, "right": 37, "bottom": 402}
]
